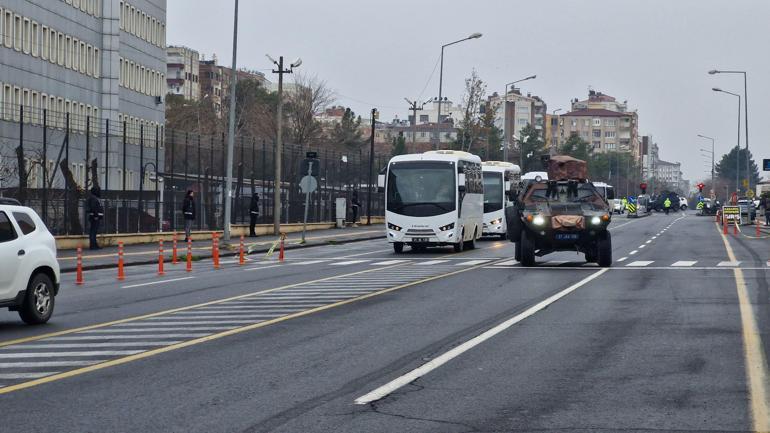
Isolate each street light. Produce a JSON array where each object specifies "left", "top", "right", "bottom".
[
  {"left": 502, "top": 75, "right": 537, "bottom": 162},
  {"left": 435, "top": 32, "right": 483, "bottom": 149},
  {"left": 709, "top": 69, "right": 750, "bottom": 193},
  {"left": 697, "top": 134, "right": 715, "bottom": 196},
  {"left": 223, "top": 0, "right": 240, "bottom": 241},
  {"left": 712, "top": 88, "right": 741, "bottom": 195}
]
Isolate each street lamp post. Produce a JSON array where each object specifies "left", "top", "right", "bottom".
[
  {"left": 710, "top": 69, "right": 750, "bottom": 193},
  {"left": 501, "top": 75, "right": 536, "bottom": 163},
  {"left": 435, "top": 32, "right": 482, "bottom": 150},
  {"left": 697, "top": 134, "right": 715, "bottom": 195},
  {"left": 223, "top": 0, "right": 239, "bottom": 241},
  {"left": 712, "top": 88, "right": 741, "bottom": 194}
]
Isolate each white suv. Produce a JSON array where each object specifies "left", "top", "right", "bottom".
[{"left": 0, "top": 199, "right": 60, "bottom": 324}]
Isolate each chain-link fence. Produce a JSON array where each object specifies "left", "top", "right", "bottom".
[{"left": 0, "top": 103, "right": 386, "bottom": 236}]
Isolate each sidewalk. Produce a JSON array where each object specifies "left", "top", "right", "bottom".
[{"left": 58, "top": 224, "right": 385, "bottom": 273}]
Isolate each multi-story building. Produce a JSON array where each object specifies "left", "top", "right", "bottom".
[
  {"left": 373, "top": 121, "right": 457, "bottom": 153},
  {"left": 405, "top": 98, "right": 464, "bottom": 126},
  {"left": 656, "top": 159, "right": 683, "bottom": 188},
  {"left": 166, "top": 45, "right": 199, "bottom": 101},
  {"left": 558, "top": 91, "right": 638, "bottom": 157},
  {"left": 200, "top": 56, "right": 266, "bottom": 117},
  {"left": 487, "top": 89, "right": 547, "bottom": 146},
  {"left": 0, "top": 0, "right": 167, "bottom": 191}
]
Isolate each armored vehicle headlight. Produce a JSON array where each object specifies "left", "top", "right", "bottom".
[
  {"left": 532, "top": 215, "right": 546, "bottom": 226},
  {"left": 591, "top": 216, "right": 602, "bottom": 225}
]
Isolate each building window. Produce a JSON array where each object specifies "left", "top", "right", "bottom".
[
  {"left": 592, "top": 141, "right": 601, "bottom": 148},
  {"left": 592, "top": 118, "right": 601, "bottom": 127},
  {"left": 22, "top": 17, "right": 30, "bottom": 53},
  {"left": 604, "top": 130, "right": 616, "bottom": 138},
  {"left": 605, "top": 119, "right": 616, "bottom": 127},
  {"left": 13, "top": 14, "right": 22, "bottom": 51},
  {"left": 31, "top": 21, "right": 38, "bottom": 57},
  {"left": 94, "top": 48, "right": 100, "bottom": 78},
  {"left": 592, "top": 129, "right": 601, "bottom": 138},
  {"left": 606, "top": 142, "right": 616, "bottom": 150}
]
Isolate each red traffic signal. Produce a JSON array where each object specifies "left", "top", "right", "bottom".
[
  {"left": 697, "top": 182, "right": 705, "bottom": 191},
  {"left": 640, "top": 182, "right": 647, "bottom": 190}
]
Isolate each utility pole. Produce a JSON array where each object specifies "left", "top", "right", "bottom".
[
  {"left": 223, "top": 0, "right": 239, "bottom": 241},
  {"left": 404, "top": 98, "right": 424, "bottom": 153},
  {"left": 268, "top": 55, "right": 298, "bottom": 235},
  {"left": 367, "top": 108, "right": 377, "bottom": 225}
]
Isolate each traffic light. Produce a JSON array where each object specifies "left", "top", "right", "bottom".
[
  {"left": 697, "top": 182, "right": 705, "bottom": 192},
  {"left": 640, "top": 182, "right": 647, "bottom": 194}
]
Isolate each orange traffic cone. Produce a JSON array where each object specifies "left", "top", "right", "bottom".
[
  {"left": 117, "top": 241, "right": 125, "bottom": 281},
  {"left": 213, "top": 233, "right": 220, "bottom": 270},
  {"left": 158, "top": 240, "right": 165, "bottom": 276},
  {"left": 239, "top": 235, "right": 245, "bottom": 265},
  {"left": 278, "top": 234, "right": 285, "bottom": 262},
  {"left": 76, "top": 246, "right": 84, "bottom": 285},
  {"left": 723, "top": 215, "right": 728, "bottom": 235},
  {"left": 186, "top": 239, "right": 193, "bottom": 272},
  {"left": 172, "top": 233, "right": 178, "bottom": 265}
]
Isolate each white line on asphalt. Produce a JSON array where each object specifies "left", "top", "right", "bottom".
[
  {"left": 718, "top": 261, "right": 741, "bottom": 267},
  {"left": 671, "top": 261, "right": 697, "bottom": 267},
  {"left": 354, "top": 268, "right": 609, "bottom": 405},
  {"left": 4, "top": 341, "right": 181, "bottom": 349},
  {"left": 416, "top": 260, "right": 449, "bottom": 266},
  {"left": 455, "top": 260, "right": 490, "bottom": 266},
  {"left": 370, "top": 260, "right": 408, "bottom": 266},
  {"left": 495, "top": 260, "right": 518, "bottom": 266},
  {"left": 617, "top": 257, "right": 628, "bottom": 262},
  {"left": 171, "top": 310, "right": 300, "bottom": 316},
  {"left": 113, "top": 321, "right": 260, "bottom": 326},
  {"left": 652, "top": 236, "right": 657, "bottom": 240},
  {"left": 146, "top": 315, "right": 276, "bottom": 320},
  {"left": 243, "top": 264, "right": 284, "bottom": 272},
  {"left": 248, "top": 296, "right": 349, "bottom": 300},
  {"left": 89, "top": 327, "right": 236, "bottom": 332},
  {"left": 291, "top": 260, "right": 328, "bottom": 266},
  {"left": 629, "top": 250, "right": 638, "bottom": 255},
  {"left": 197, "top": 305, "right": 323, "bottom": 310},
  {"left": 645, "top": 240, "right": 652, "bottom": 244},
  {"left": 339, "top": 249, "right": 393, "bottom": 259},
  {"left": 625, "top": 261, "right": 654, "bottom": 267},
  {"left": 0, "top": 351, "right": 144, "bottom": 358},
  {"left": 49, "top": 334, "right": 209, "bottom": 341},
  {"left": 639, "top": 245, "right": 647, "bottom": 249},
  {"left": 0, "top": 372, "right": 59, "bottom": 379},
  {"left": 122, "top": 276, "right": 195, "bottom": 289},
  {"left": 0, "top": 361, "right": 103, "bottom": 368},
  {"left": 331, "top": 260, "right": 369, "bottom": 266}
]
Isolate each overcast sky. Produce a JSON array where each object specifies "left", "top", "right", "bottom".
[{"left": 167, "top": 0, "right": 770, "bottom": 181}]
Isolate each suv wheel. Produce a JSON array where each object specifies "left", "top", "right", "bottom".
[
  {"left": 519, "top": 230, "right": 536, "bottom": 266},
  {"left": 19, "top": 273, "right": 55, "bottom": 325},
  {"left": 393, "top": 242, "right": 404, "bottom": 254},
  {"left": 597, "top": 232, "right": 613, "bottom": 268}
]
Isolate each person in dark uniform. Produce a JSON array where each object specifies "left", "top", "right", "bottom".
[
  {"left": 86, "top": 187, "right": 104, "bottom": 250},
  {"left": 182, "top": 190, "right": 195, "bottom": 242},
  {"left": 249, "top": 192, "right": 260, "bottom": 237}
]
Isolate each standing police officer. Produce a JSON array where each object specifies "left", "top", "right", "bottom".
[
  {"left": 86, "top": 187, "right": 104, "bottom": 250},
  {"left": 182, "top": 190, "right": 195, "bottom": 242},
  {"left": 663, "top": 196, "right": 672, "bottom": 215},
  {"left": 249, "top": 192, "right": 260, "bottom": 237}
]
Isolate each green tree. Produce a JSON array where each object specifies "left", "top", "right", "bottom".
[
  {"left": 518, "top": 123, "right": 546, "bottom": 172},
  {"left": 715, "top": 146, "right": 761, "bottom": 193},
  {"left": 391, "top": 133, "right": 407, "bottom": 157},
  {"left": 560, "top": 133, "right": 592, "bottom": 161},
  {"left": 330, "top": 108, "right": 363, "bottom": 150}
]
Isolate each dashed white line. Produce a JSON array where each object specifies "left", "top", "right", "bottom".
[
  {"left": 4, "top": 342, "right": 181, "bottom": 349},
  {"left": 629, "top": 250, "right": 638, "bottom": 255},
  {"left": 626, "top": 261, "right": 654, "bottom": 267},
  {"left": 0, "top": 351, "right": 144, "bottom": 358},
  {"left": 330, "top": 260, "right": 368, "bottom": 266},
  {"left": 0, "top": 372, "right": 59, "bottom": 380},
  {"left": 671, "top": 261, "right": 697, "bottom": 267},
  {"left": 617, "top": 257, "right": 628, "bottom": 262},
  {"left": 718, "top": 261, "right": 741, "bottom": 267},
  {"left": 121, "top": 276, "right": 195, "bottom": 289},
  {"left": 0, "top": 361, "right": 103, "bottom": 368}
]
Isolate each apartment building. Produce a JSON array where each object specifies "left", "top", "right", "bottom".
[
  {"left": 166, "top": 45, "right": 199, "bottom": 101},
  {"left": 0, "top": 0, "right": 167, "bottom": 191},
  {"left": 558, "top": 90, "right": 639, "bottom": 158},
  {"left": 488, "top": 89, "right": 547, "bottom": 146},
  {"left": 200, "top": 57, "right": 266, "bottom": 117}
]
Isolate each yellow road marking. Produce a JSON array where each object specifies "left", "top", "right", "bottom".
[
  {"left": 0, "top": 259, "right": 494, "bottom": 395},
  {"left": 716, "top": 222, "right": 770, "bottom": 432}
]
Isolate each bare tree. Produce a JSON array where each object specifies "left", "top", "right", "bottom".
[
  {"left": 287, "top": 73, "right": 334, "bottom": 146},
  {"left": 456, "top": 69, "right": 487, "bottom": 152}
]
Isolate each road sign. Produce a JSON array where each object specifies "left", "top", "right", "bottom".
[
  {"left": 722, "top": 206, "right": 740, "bottom": 221},
  {"left": 747, "top": 189, "right": 755, "bottom": 199},
  {"left": 300, "top": 158, "right": 320, "bottom": 176},
  {"left": 764, "top": 159, "right": 770, "bottom": 171},
  {"left": 742, "top": 179, "right": 749, "bottom": 188},
  {"left": 300, "top": 175, "right": 318, "bottom": 193},
  {"left": 306, "top": 151, "right": 318, "bottom": 159}
]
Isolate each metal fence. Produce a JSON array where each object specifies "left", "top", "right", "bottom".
[{"left": 0, "top": 103, "right": 386, "bottom": 236}]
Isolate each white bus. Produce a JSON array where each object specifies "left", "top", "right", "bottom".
[
  {"left": 481, "top": 161, "right": 521, "bottom": 240},
  {"left": 380, "top": 150, "right": 484, "bottom": 253}
]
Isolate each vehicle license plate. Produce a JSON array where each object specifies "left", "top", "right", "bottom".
[
  {"left": 411, "top": 237, "right": 429, "bottom": 242},
  {"left": 555, "top": 233, "right": 579, "bottom": 241}
]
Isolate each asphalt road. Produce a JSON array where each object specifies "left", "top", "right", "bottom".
[{"left": 0, "top": 212, "right": 768, "bottom": 432}]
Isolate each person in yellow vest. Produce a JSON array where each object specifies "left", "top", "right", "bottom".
[
  {"left": 663, "top": 196, "right": 672, "bottom": 215},
  {"left": 621, "top": 197, "right": 628, "bottom": 214}
]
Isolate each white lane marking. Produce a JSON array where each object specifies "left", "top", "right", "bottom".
[
  {"left": 121, "top": 276, "right": 195, "bottom": 289},
  {"left": 455, "top": 260, "right": 490, "bottom": 266},
  {"left": 113, "top": 321, "right": 260, "bottom": 326},
  {"left": 0, "top": 361, "right": 103, "bottom": 368},
  {"left": 146, "top": 315, "right": 278, "bottom": 320},
  {"left": 292, "top": 260, "right": 328, "bottom": 265},
  {"left": 645, "top": 240, "right": 652, "bottom": 244},
  {"left": 331, "top": 260, "right": 369, "bottom": 266},
  {"left": 617, "top": 257, "right": 628, "bottom": 262},
  {"left": 0, "top": 351, "right": 144, "bottom": 358},
  {"left": 49, "top": 334, "right": 209, "bottom": 341},
  {"left": 88, "top": 327, "right": 235, "bottom": 332},
  {"left": 370, "top": 260, "right": 408, "bottom": 266},
  {"left": 247, "top": 296, "right": 348, "bottom": 300},
  {"left": 197, "top": 305, "right": 323, "bottom": 310},
  {"left": 629, "top": 250, "right": 638, "bottom": 255},
  {"left": 171, "top": 310, "right": 301, "bottom": 316},
  {"left": 626, "top": 261, "right": 654, "bottom": 267},
  {"left": 671, "top": 261, "right": 697, "bottom": 267},
  {"left": 243, "top": 264, "right": 284, "bottom": 272},
  {"left": 652, "top": 236, "right": 657, "bottom": 240},
  {"left": 639, "top": 245, "right": 647, "bottom": 249},
  {"left": 495, "top": 260, "right": 518, "bottom": 266},
  {"left": 0, "top": 372, "right": 59, "bottom": 379},
  {"left": 416, "top": 260, "right": 449, "bottom": 266},
  {"left": 338, "top": 249, "right": 393, "bottom": 259},
  {"left": 4, "top": 341, "right": 181, "bottom": 349},
  {"left": 718, "top": 261, "right": 741, "bottom": 267},
  {"left": 354, "top": 269, "right": 609, "bottom": 405}
]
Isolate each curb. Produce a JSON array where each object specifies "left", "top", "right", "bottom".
[{"left": 61, "top": 234, "right": 386, "bottom": 273}]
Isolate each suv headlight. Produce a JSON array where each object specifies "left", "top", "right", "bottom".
[
  {"left": 388, "top": 223, "right": 402, "bottom": 231},
  {"left": 489, "top": 218, "right": 502, "bottom": 225},
  {"left": 439, "top": 223, "right": 455, "bottom": 231}
]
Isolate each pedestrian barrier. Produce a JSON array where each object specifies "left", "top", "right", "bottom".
[
  {"left": 76, "top": 246, "right": 84, "bottom": 286},
  {"left": 279, "top": 233, "right": 286, "bottom": 262},
  {"left": 172, "top": 233, "right": 178, "bottom": 265},
  {"left": 186, "top": 239, "right": 193, "bottom": 272},
  {"left": 239, "top": 235, "right": 245, "bottom": 266},
  {"left": 158, "top": 240, "right": 165, "bottom": 276},
  {"left": 117, "top": 241, "right": 125, "bottom": 281},
  {"left": 723, "top": 214, "right": 728, "bottom": 235}
]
